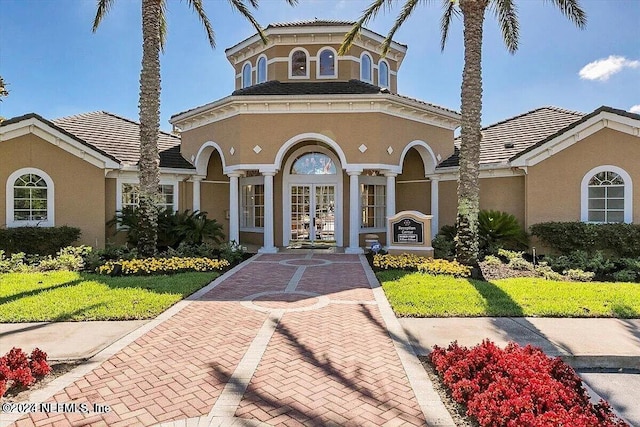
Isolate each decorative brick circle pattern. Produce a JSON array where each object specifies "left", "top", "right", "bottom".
[
  {"left": 241, "top": 291, "right": 330, "bottom": 313},
  {"left": 9, "top": 253, "right": 427, "bottom": 427},
  {"left": 278, "top": 258, "right": 332, "bottom": 267}
]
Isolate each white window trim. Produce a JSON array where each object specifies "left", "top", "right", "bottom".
[
  {"left": 241, "top": 61, "right": 253, "bottom": 88},
  {"left": 116, "top": 177, "right": 179, "bottom": 213},
  {"left": 288, "top": 47, "right": 310, "bottom": 79},
  {"left": 240, "top": 175, "right": 265, "bottom": 232},
  {"left": 316, "top": 46, "right": 338, "bottom": 79},
  {"left": 360, "top": 175, "right": 386, "bottom": 232},
  {"left": 360, "top": 52, "right": 373, "bottom": 83},
  {"left": 580, "top": 165, "right": 633, "bottom": 223},
  {"left": 6, "top": 167, "right": 55, "bottom": 228},
  {"left": 256, "top": 54, "right": 268, "bottom": 84},
  {"left": 378, "top": 59, "right": 390, "bottom": 88}
]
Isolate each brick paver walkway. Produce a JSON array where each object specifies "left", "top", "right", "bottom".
[{"left": 6, "top": 253, "right": 451, "bottom": 427}]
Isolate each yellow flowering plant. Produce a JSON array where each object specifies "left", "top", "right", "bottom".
[
  {"left": 97, "top": 257, "right": 230, "bottom": 276},
  {"left": 373, "top": 253, "right": 471, "bottom": 278}
]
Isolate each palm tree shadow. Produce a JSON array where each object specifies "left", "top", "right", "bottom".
[{"left": 0, "top": 279, "right": 85, "bottom": 305}]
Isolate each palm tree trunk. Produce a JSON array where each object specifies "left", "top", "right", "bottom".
[
  {"left": 137, "top": 0, "right": 162, "bottom": 256},
  {"left": 456, "top": 0, "right": 487, "bottom": 266}
]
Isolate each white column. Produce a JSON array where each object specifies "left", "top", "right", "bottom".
[
  {"left": 228, "top": 172, "right": 241, "bottom": 243},
  {"left": 346, "top": 171, "right": 363, "bottom": 254},
  {"left": 191, "top": 177, "right": 202, "bottom": 212},
  {"left": 385, "top": 172, "right": 397, "bottom": 247},
  {"left": 259, "top": 172, "right": 277, "bottom": 253},
  {"left": 430, "top": 176, "right": 440, "bottom": 239}
]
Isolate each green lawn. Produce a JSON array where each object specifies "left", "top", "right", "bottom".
[
  {"left": 0, "top": 271, "right": 220, "bottom": 322},
  {"left": 378, "top": 270, "right": 640, "bottom": 318}
]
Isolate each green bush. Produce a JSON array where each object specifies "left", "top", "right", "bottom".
[
  {"left": 478, "top": 210, "right": 529, "bottom": 255},
  {"left": 432, "top": 225, "right": 456, "bottom": 259},
  {"left": 546, "top": 250, "right": 616, "bottom": 279},
  {"left": 564, "top": 268, "right": 595, "bottom": 282},
  {"left": 612, "top": 269, "right": 637, "bottom": 283},
  {"left": 0, "top": 226, "right": 81, "bottom": 256},
  {"left": 530, "top": 222, "right": 640, "bottom": 258},
  {"left": 110, "top": 208, "right": 224, "bottom": 251},
  {"left": 0, "top": 250, "right": 28, "bottom": 273},
  {"left": 219, "top": 241, "right": 246, "bottom": 264}
]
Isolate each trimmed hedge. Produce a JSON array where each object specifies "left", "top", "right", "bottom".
[
  {"left": 0, "top": 226, "right": 81, "bottom": 256},
  {"left": 531, "top": 222, "right": 640, "bottom": 258}
]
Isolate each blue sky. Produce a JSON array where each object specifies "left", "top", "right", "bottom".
[{"left": 1, "top": 0, "right": 639, "bottom": 131}]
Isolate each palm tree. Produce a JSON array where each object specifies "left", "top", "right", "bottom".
[
  {"left": 0, "top": 75, "right": 8, "bottom": 100},
  {"left": 340, "top": 0, "right": 586, "bottom": 266},
  {"left": 92, "top": 0, "right": 270, "bottom": 256}
]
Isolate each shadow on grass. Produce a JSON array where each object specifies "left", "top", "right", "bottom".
[
  {"left": 467, "top": 278, "right": 524, "bottom": 317},
  {"left": 0, "top": 302, "right": 107, "bottom": 336},
  {"left": 0, "top": 279, "right": 85, "bottom": 306}
]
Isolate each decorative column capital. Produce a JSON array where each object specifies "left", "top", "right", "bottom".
[
  {"left": 226, "top": 172, "right": 243, "bottom": 178},
  {"left": 261, "top": 171, "right": 277, "bottom": 177},
  {"left": 384, "top": 172, "right": 398, "bottom": 178},
  {"left": 346, "top": 169, "right": 362, "bottom": 177},
  {"left": 190, "top": 176, "right": 205, "bottom": 182}
]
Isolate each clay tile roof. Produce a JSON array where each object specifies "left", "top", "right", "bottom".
[
  {"left": 52, "top": 111, "right": 193, "bottom": 169},
  {"left": 437, "top": 106, "right": 584, "bottom": 168},
  {"left": 231, "top": 79, "right": 382, "bottom": 96}
]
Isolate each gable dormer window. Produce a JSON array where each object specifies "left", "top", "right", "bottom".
[
  {"left": 242, "top": 62, "right": 252, "bottom": 88},
  {"left": 318, "top": 48, "right": 337, "bottom": 78},
  {"left": 360, "top": 52, "right": 372, "bottom": 83},
  {"left": 290, "top": 48, "right": 309, "bottom": 78},
  {"left": 257, "top": 56, "right": 267, "bottom": 84},
  {"left": 378, "top": 60, "right": 389, "bottom": 88}
]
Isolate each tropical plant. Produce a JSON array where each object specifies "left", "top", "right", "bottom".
[
  {"left": 92, "top": 0, "right": 279, "bottom": 257},
  {"left": 340, "top": 0, "right": 586, "bottom": 266},
  {"left": 478, "top": 209, "right": 528, "bottom": 253},
  {"left": 110, "top": 207, "right": 224, "bottom": 250}
]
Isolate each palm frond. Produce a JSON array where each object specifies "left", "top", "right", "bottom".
[
  {"left": 339, "top": 0, "right": 394, "bottom": 56},
  {"left": 490, "top": 0, "right": 519, "bottom": 54},
  {"left": 186, "top": 0, "right": 216, "bottom": 48},
  {"left": 92, "top": 0, "right": 116, "bottom": 32},
  {"left": 545, "top": 0, "right": 587, "bottom": 29},
  {"left": 282, "top": 0, "right": 298, "bottom": 5},
  {"left": 382, "top": 0, "right": 425, "bottom": 56},
  {"left": 227, "top": 0, "right": 267, "bottom": 44},
  {"left": 440, "top": 0, "right": 459, "bottom": 51}
]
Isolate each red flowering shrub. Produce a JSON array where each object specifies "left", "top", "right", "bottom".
[
  {"left": 430, "top": 340, "right": 629, "bottom": 427},
  {"left": 0, "top": 347, "right": 50, "bottom": 397}
]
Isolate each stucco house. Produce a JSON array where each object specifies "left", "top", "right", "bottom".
[{"left": 2, "top": 20, "right": 639, "bottom": 253}]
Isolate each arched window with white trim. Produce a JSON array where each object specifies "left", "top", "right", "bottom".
[
  {"left": 257, "top": 56, "right": 267, "bottom": 84},
  {"left": 581, "top": 165, "right": 633, "bottom": 223},
  {"left": 242, "top": 62, "right": 252, "bottom": 88},
  {"left": 290, "top": 49, "right": 309, "bottom": 78},
  {"left": 6, "top": 168, "right": 55, "bottom": 227},
  {"left": 360, "top": 52, "right": 372, "bottom": 83},
  {"left": 318, "top": 48, "right": 336, "bottom": 78},
  {"left": 378, "top": 60, "right": 389, "bottom": 88}
]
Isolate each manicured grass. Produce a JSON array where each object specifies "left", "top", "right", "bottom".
[
  {"left": 378, "top": 270, "right": 640, "bottom": 318},
  {"left": 0, "top": 271, "right": 220, "bottom": 322}
]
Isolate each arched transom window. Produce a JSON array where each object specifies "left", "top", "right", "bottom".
[
  {"left": 257, "top": 56, "right": 267, "bottom": 83},
  {"left": 318, "top": 48, "right": 336, "bottom": 77},
  {"left": 291, "top": 50, "right": 308, "bottom": 77},
  {"left": 587, "top": 171, "right": 625, "bottom": 223},
  {"left": 291, "top": 152, "right": 336, "bottom": 175}
]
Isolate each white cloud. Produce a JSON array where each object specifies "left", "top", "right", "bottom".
[
  {"left": 579, "top": 55, "right": 640, "bottom": 81},
  {"left": 630, "top": 105, "right": 640, "bottom": 114}
]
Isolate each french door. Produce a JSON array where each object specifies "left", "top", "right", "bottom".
[{"left": 290, "top": 184, "right": 336, "bottom": 243}]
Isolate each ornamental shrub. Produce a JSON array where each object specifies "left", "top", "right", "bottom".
[
  {"left": 429, "top": 340, "right": 629, "bottom": 427},
  {"left": 564, "top": 268, "right": 596, "bottom": 282},
  {"left": 0, "top": 347, "right": 50, "bottom": 397},
  {"left": 373, "top": 254, "right": 471, "bottom": 277},
  {"left": 0, "top": 226, "right": 81, "bottom": 256},
  {"left": 531, "top": 222, "right": 640, "bottom": 258},
  {"left": 612, "top": 269, "right": 637, "bottom": 283}
]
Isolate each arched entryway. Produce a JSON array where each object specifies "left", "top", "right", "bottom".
[{"left": 282, "top": 145, "right": 344, "bottom": 247}]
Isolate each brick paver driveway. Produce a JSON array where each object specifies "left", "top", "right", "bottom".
[{"left": 7, "top": 253, "right": 451, "bottom": 427}]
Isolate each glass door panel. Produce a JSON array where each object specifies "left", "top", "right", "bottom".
[
  {"left": 314, "top": 185, "right": 335, "bottom": 242},
  {"left": 290, "top": 185, "right": 311, "bottom": 242}
]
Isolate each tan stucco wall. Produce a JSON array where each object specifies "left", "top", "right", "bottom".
[
  {"left": 181, "top": 112, "right": 454, "bottom": 171},
  {"left": 201, "top": 152, "right": 230, "bottom": 239},
  {"left": 526, "top": 127, "right": 640, "bottom": 227},
  {"left": 0, "top": 134, "right": 106, "bottom": 248},
  {"left": 480, "top": 176, "right": 526, "bottom": 226},
  {"left": 233, "top": 43, "right": 399, "bottom": 92}
]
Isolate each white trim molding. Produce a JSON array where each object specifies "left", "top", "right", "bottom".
[
  {"left": 399, "top": 140, "right": 438, "bottom": 175},
  {"left": 6, "top": 167, "right": 55, "bottom": 228},
  {"left": 115, "top": 176, "right": 180, "bottom": 213},
  {"left": 194, "top": 141, "right": 227, "bottom": 176},
  {"left": 580, "top": 165, "right": 633, "bottom": 223}
]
